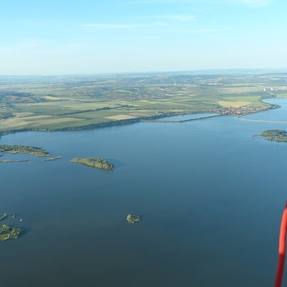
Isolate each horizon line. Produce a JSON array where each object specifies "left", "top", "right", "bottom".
[{"left": 0, "top": 67, "right": 287, "bottom": 78}]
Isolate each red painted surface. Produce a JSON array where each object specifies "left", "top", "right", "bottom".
[{"left": 275, "top": 203, "right": 287, "bottom": 287}]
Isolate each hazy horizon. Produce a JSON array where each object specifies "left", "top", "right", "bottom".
[
  {"left": 1, "top": 68, "right": 287, "bottom": 78},
  {"left": 1, "top": 0, "right": 286, "bottom": 75}
]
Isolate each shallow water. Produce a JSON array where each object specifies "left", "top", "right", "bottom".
[{"left": 1, "top": 99, "right": 287, "bottom": 287}]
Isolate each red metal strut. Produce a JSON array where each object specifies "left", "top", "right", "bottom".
[{"left": 275, "top": 203, "right": 287, "bottom": 287}]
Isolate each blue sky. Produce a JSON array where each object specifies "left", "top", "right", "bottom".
[{"left": 0, "top": 0, "right": 286, "bottom": 75}]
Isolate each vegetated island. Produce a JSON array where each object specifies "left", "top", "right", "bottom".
[
  {"left": 0, "top": 224, "right": 22, "bottom": 241},
  {"left": 260, "top": 130, "right": 287, "bottom": 143},
  {"left": 0, "top": 144, "right": 50, "bottom": 157},
  {"left": 0, "top": 144, "right": 61, "bottom": 162},
  {"left": 126, "top": 214, "right": 141, "bottom": 224},
  {"left": 0, "top": 213, "right": 23, "bottom": 241},
  {"left": 71, "top": 157, "right": 114, "bottom": 171}
]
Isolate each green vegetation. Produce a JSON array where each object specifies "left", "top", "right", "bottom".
[
  {"left": 260, "top": 130, "right": 287, "bottom": 143},
  {"left": 126, "top": 214, "right": 141, "bottom": 224},
  {"left": 0, "top": 145, "right": 60, "bottom": 163},
  {"left": 71, "top": 157, "right": 114, "bottom": 170},
  {"left": 0, "top": 213, "right": 24, "bottom": 241},
  {"left": 0, "top": 224, "right": 22, "bottom": 241},
  {"left": 0, "top": 144, "right": 50, "bottom": 157},
  {"left": 0, "top": 73, "right": 286, "bottom": 134}
]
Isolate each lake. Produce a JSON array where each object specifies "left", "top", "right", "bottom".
[{"left": 1, "top": 99, "right": 287, "bottom": 287}]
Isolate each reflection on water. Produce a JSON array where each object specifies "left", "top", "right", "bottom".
[{"left": 1, "top": 99, "right": 287, "bottom": 287}]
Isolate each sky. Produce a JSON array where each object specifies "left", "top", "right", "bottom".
[{"left": 0, "top": 0, "right": 286, "bottom": 75}]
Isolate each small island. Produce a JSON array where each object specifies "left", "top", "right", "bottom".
[
  {"left": 126, "top": 214, "right": 141, "bottom": 224},
  {"left": 0, "top": 213, "right": 23, "bottom": 241},
  {"left": 71, "top": 157, "right": 114, "bottom": 171},
  {"left": 0, "top": 224, "right": 22, "bottom": 241},
  {"left": 260, "top": 130, "right": 287, "bottom": 143},
  {"left": 0, "top": 144, "right": 50, "bottom": 157}
]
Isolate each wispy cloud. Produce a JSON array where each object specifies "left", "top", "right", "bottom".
[
  {"left": 81, "top": 22, "right": 167, "bottom": 30},
  {"left": 155, "top": 14, "right": 194, "bottom": 22},
  {"left": 81, "top": 13, "right": 195, "bottom": 31},
  {"left": 238, "top": 0, "right": 271, "bottom": 7},
  {"left": 133, "top": 0, "right": 271, "bottom": 7}
]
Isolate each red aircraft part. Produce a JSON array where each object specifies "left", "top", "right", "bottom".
[{"left": 275, "top": 203, "right": 287, "bottom": 287}]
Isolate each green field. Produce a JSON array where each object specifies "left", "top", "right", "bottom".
[{"left": 0, "top": 73, "right": 286, "bottom": 134}]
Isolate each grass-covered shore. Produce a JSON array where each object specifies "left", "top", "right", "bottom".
[{"left": 0, "top": 73, "right": 286, "bottom": 135}]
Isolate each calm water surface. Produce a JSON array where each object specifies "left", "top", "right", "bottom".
[{"left": 1, "top": 99, "right": 287, "bottom": 287}]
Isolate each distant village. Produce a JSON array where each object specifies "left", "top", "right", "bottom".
[
  {"left": 214, "top": 87, "right": 278, "bottom": 116},
  {"left": 214, "top": 105, "right": 271, "bottom": 116}
]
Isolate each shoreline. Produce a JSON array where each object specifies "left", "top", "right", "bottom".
[
  {"left": 0, "top": 100, "right": 280, "bottom": 139},
  {"left": 0, "top": 112, "right": 220, "bottom": 138}
]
